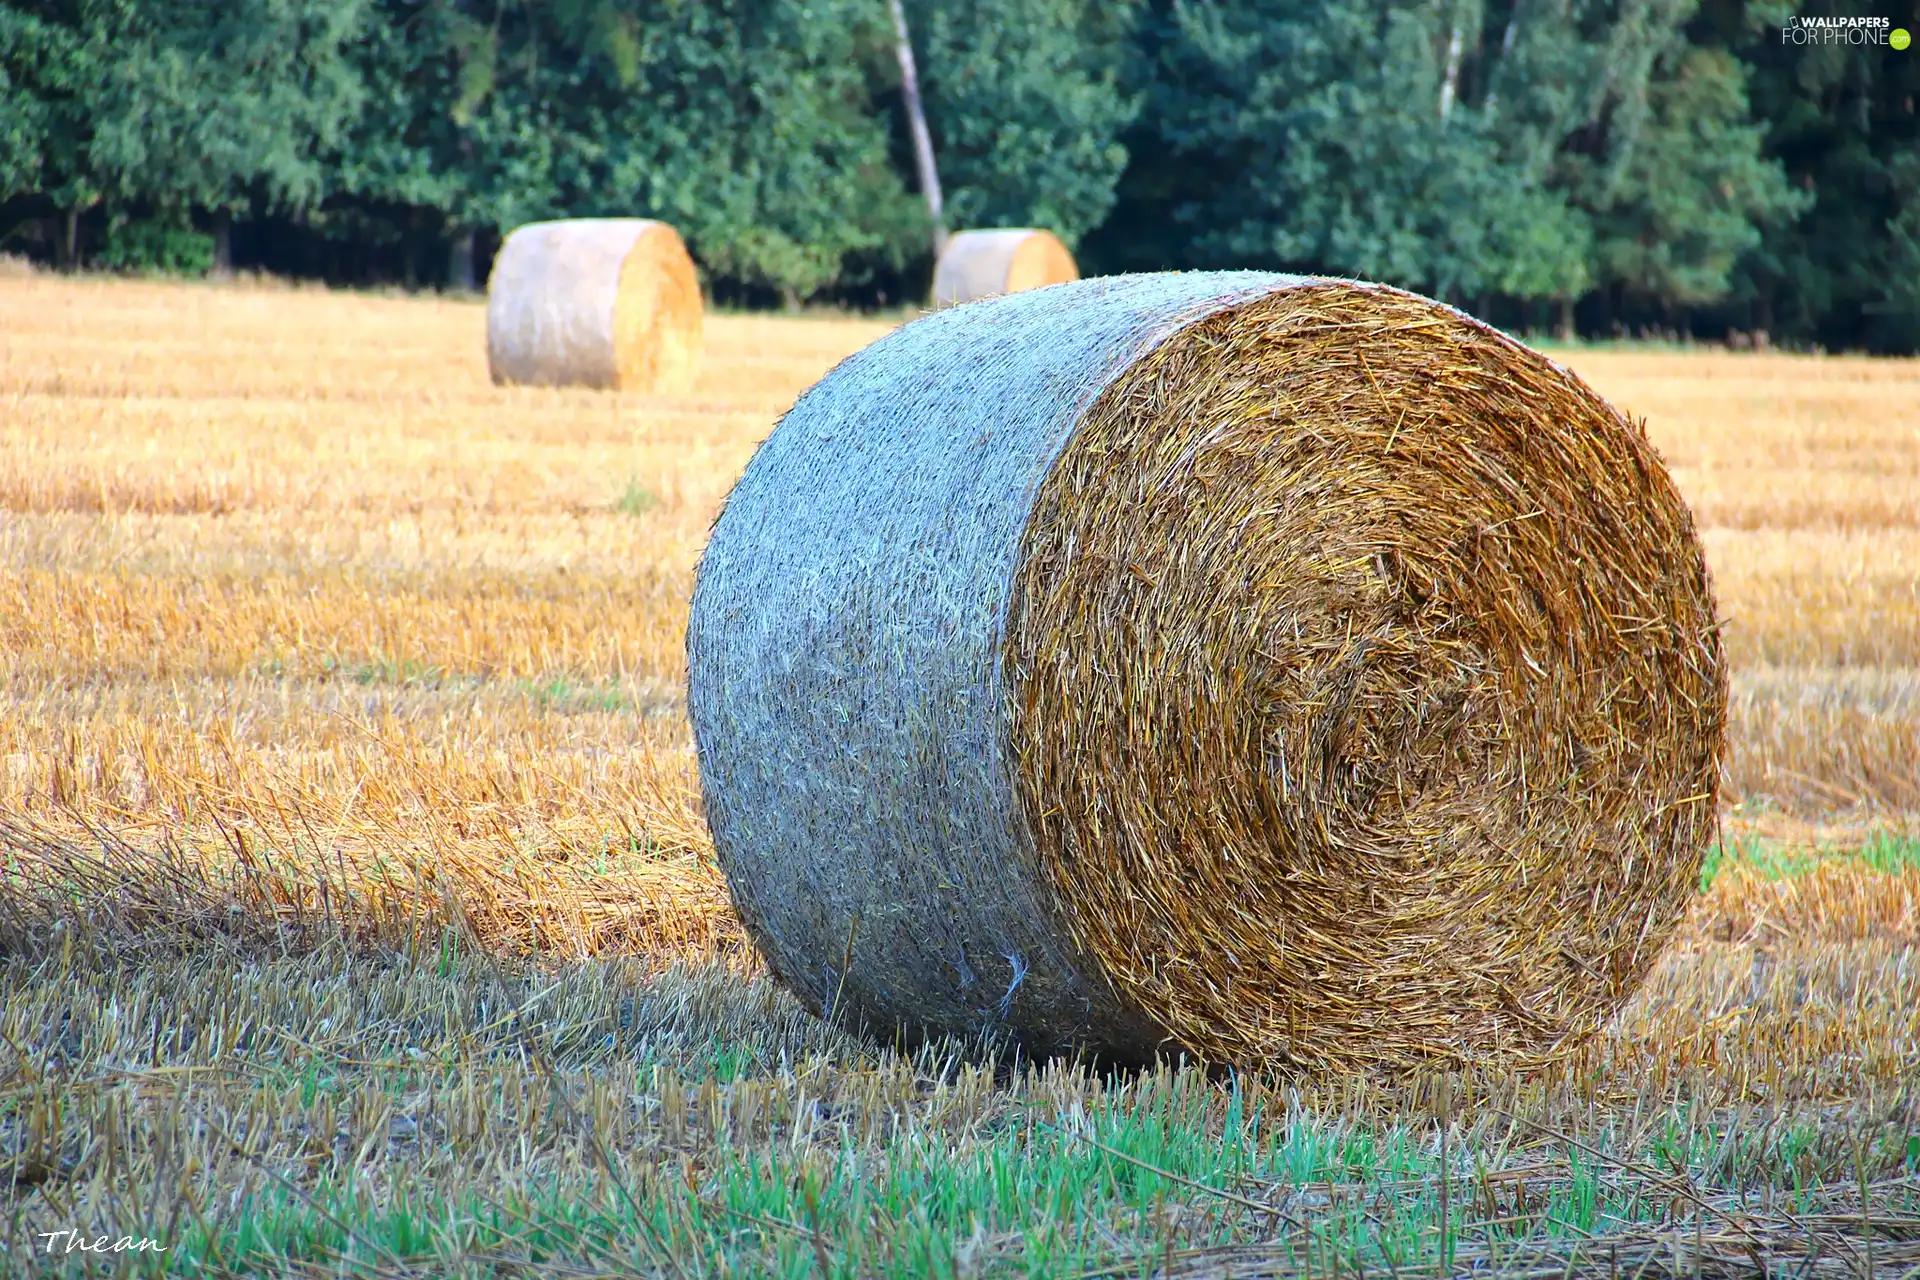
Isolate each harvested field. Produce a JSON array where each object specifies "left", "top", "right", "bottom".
[{"left": 1, "top": 274, "right": 1917, "bottom": 1276}]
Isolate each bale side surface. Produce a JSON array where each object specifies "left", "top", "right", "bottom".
[
  {"left": 689, "top": 273, "right": 1295, "bottom": 1057},
  {"left": 932, "top": 229, "right": 1079, "bottom": 309},
  {"left": 486, "top": 218, "right": 702, "bottom": 391},
  {"left": 1005, "top": 284, "right": 1725, "bottom": 1073}
]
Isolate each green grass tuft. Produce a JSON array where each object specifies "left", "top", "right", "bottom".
[
  {"left": 615, "top": 478, "right": 659, "bottom": 517},
  {"left": 1700, "top": 831, "right": 1920, "bottom": 890}
]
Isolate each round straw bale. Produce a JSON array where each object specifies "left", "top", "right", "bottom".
[
  {"left": 687, "top": 273, "right": 1726, "bottom": 1075},
  {"left": 932, "top": 228, "right": 1079, "bottom": 308},
  {"left": 486, "top": 218, "right": 702, "bottom": 392}
]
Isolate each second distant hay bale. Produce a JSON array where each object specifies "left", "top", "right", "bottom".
[
  {"left": 932, "top": 229, "right": 1079, "bottom": 308},
  {"left": 486, "top": 218, "right": 703, "bottom": 392}
]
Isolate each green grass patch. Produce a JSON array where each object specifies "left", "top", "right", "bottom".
[
  {"left": 512, "top": 674, "right": 632, "bottom": 714},
  {"left": 614, "top": 478, "right": 659, "bottom": 517},
  {"left": 67, "top": 1082, "right": 1914, "bottom": 1278},
  {"left": 316, "top": 652, "right": 452, "bottom": 689},
  {"left": 1699, "top": 831, "right": 1920, "bottom": 890},
  {"left": 309, "top": 654, "right": 633, "bottom": 715}
]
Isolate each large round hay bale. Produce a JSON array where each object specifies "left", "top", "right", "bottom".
[
  {"left": 932, "top": 228, "right": 1079, "bottom": 308},
  {"left": 688, "top": 273, "right": 1726, "bottom": 1074},
  {"left": 486, "top": 218, "right": 702, "bottom": 392}
]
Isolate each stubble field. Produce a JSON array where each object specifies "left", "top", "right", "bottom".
[{"left": 1, "top": 270, "right": 1916, "bottom": 1277}]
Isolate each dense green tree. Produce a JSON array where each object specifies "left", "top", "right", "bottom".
[
  {"left": 1090, "top": 0, "right": 1595, "bottom": 303},
  {"left": 1580, "top": 44, "right": 1806, "bottom": 313},
  {"left": 1095, "top": 0, "right": 1800, "bottom": 335},
  {"left": 330, "top": 0, "right": 922, "bottom": 301},
  {"left": 0, "top": 0, "right": 1906, "bottom": 347},
  {"left": 1, "top": 4, "right": 108, "bottom": 263},
  {"left": 0, "top": 0, "right": 365, "bottom": 268},
  {"left": 639, "top": 0, "right": 923, "bottom": 301},
  {"left": 906, "top": 0, "right": 1141, "bottom": 246},
  {"left": 1694, "top": 0, "right": 1919, "bottom": 350},
  {"left": 93, "top": 2, "right": 365, "bottom": 230},
  {"left": 320, "top": 4, "right": 468, "bottom": 283},
  {"left": 0, "top": 11, "right": 55, "bottom": 200}
]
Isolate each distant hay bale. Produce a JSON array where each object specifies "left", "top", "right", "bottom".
[
  {"left": 687, "top": 272, "right": 1726, "bottom": 1075},
  {"left": 486, "top": 218, "right": 702, "bottom": 392},
  {"left": 932, "top": 229, "right": 1078, "bottom": 308}
]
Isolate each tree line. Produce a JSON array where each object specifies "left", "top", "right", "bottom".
[{"left": 2, "top": 0, "right": 1914, "bottom": 350}]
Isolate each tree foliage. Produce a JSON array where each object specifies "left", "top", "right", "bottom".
[
  {"left": 908, "top": 0, "right": 1140, "bottom": 246},
  {"left": 0, "top": 0, "right": 1910, "bottom": 348},
  {"left": 332, "top": 0, "right": 923, "bottom": 300},
  {"left": 1583, "top": 44, "right": 1807, "bottom": 308},
  {"left": 1, "top": 0, "right": 363, "bottom": 224},
  {"left": 1692, "top": 0, "right": 1919, "bottom": 350}
]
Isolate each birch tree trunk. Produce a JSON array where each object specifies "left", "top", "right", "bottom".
[
  {"left": 1438, "top": 22, "right": 1464, "bottom": 122},
  {"left": 889, "top": 0, "right": 947, "bottom": 259}
]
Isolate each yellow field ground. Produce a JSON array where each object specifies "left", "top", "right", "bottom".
[
  {"left": 2, "top": 273, "right": 1915, "bottom": 950},
  {"left": 2, "top": 273, "right": 1917, "bottom": 1275}
]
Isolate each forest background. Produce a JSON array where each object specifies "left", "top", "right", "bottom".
[{"left": 1, "top": 0, "right": 1915, "bottom": 351}]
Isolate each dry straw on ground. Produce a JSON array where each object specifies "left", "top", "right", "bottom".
[
  {"left": 931, "top": 228, "right": 1079, "bottom": 308},
  {"left": 0, "top": 273, "right": 1914, "bottom": 1276},
  {"left": 689, "top": 273, "right": 1727, "bottom": 1075},
  {"left": 486, "top": 218, "right": 703, "bottom": 392}
]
